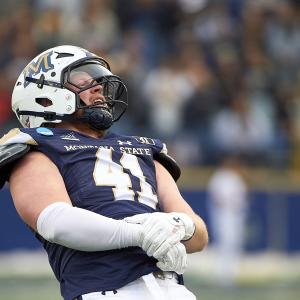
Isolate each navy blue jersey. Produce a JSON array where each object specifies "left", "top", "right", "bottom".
[{"left": 1, "top": 127, "right": 180, "bottom": 300}]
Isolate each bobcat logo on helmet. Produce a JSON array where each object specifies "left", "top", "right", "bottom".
[{"left": 23, "top": 50, "right": 54, "bottom": 87}]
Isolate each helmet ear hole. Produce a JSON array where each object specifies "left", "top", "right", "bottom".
[{"left": 35, "top": 97, "right": 53, "bottom": 107}]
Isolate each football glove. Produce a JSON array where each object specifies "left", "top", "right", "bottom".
[
  {"left": 125, "top": 212, "right": 195, "bottom": 258},
  {"left": 156, "top": 242, "right": 187, "bottom": 274}
]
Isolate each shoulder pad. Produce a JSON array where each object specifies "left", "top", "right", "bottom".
[
  {"left": 153, "top": 152, "right": 181, "bottom": 182},
  {"left": 0, "top": 143, "right": 30, "bottom": 189}
]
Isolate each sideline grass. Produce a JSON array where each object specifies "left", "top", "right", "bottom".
[
  {"left": 185, "top": 274, "right": 300, "bottom": 300},
  {"left": 0, "top": 276, "right": 61, "bottom": 300}
]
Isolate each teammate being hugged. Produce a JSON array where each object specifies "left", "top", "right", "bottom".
[{"left": 0, "top": 45, "right": 208, "bottom": 300}]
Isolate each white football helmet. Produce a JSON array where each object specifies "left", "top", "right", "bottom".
[{"left": 12, "top": 45, "right": 128, "bottom": 129}]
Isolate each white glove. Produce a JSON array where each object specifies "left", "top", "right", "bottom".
[
  {"left": 169, "top": 212, "right": 196, "bottom": 240},
  {"left": 125, "top": 212, "right": 195, "bottom": 258},
  {"left": 156, "top": 242, "right": 187, "bottom": 274},
  {"left": 126, "top": 212, "right": 182, "bottom": 258}
]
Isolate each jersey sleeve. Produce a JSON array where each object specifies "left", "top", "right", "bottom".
[
  {"left": 0, "top": 128, "right": 38, "bottom": 147},
  {"left": 0, "top": 128, "right": 37, "bottom": 189},
  {"left": 152, "top": 139, "right": 181, "bottom": 182}
]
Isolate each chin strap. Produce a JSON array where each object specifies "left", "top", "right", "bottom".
[
  {"left": 17, "top": 107, "right": 114, "bottom": 130},
  {"left": 77, "top": 107, "right": 113, "bottom": 130}
]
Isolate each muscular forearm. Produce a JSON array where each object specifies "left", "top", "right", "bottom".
[{"left": 183, "top": 213, "right": 209, "bottom": 253}]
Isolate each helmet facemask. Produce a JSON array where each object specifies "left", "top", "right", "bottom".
[{"left": 63, "top": 59, "right": 128, "bottom": 130}]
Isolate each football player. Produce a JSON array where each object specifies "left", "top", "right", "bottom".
[{"left": 0, "top": 45, "right": 208, "bottom": 300}]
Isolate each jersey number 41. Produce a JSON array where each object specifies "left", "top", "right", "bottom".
[{"left": 93, "top": 148, "right": 158, "bottom": 209}]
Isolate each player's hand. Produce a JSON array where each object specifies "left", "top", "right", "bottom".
[
  {"left": 156, "top": 242, "right": 187, "bottom": 274},
  {"left": 124, "top": 212, "right": 195, "bottom": 258}
]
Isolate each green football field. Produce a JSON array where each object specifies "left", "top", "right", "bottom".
[{"left": 0, "top": 274, "right": 299, "bottom": 300}]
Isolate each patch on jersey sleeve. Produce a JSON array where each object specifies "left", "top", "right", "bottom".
[
  {"left": 0, "top": 128, "right": 38, "bottom": 146},
  {"left": 133, "top": 136, "right": 156, "bottom": 145},
  {"left": 36, "top": 127, "right": 54, "bottom": 136}
]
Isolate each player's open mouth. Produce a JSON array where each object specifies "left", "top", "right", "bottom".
[
  {"left": 94, "top": 98, "right": 105, "bottom": 104},
  {"left": 93, "top": 99, "right": 109, "bottom": 109}
]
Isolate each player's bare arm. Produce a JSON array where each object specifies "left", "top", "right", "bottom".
[
  {"left": 9, "top": 151, "right": 72, "bottom": 230},
  {"left": 154, "top": 160, "right": 209, "bottom": 253}
]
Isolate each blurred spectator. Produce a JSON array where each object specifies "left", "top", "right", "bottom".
[
  {"left": 0, "top": 70, "right": 13, "bottom": 136},
  {"left": 207, "top": 155, "right": 249, "bottom": 287},
  {"left": 33, "top": 8, "right": 63, "bottom": 51},
  {"left": 80, "top": 0, "right": 121, "bottom": 53},
  {"left": 264, "top": 2, "right": 300, "bottom": 83},
  {"left": 210, "top": 89, "right": 275, "bottom": 164},
  {"left": 142, "top": 54, "right": 194, "bottom": 139}
]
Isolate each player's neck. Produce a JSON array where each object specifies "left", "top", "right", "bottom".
[{"left": 55, "top": 122, "right": 106, "bottom": 139}]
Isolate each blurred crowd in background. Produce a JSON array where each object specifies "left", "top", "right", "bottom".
[{"left": 1, "top": 0, "right": 300, "bottom": 168}]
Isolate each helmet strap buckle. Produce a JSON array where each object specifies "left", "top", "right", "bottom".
[
  {"left": 37, "top": 74, "right": 45, "bottom": 89},
  {"left": 44, "top": 111, "right": 57, "bottom": 121}
]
